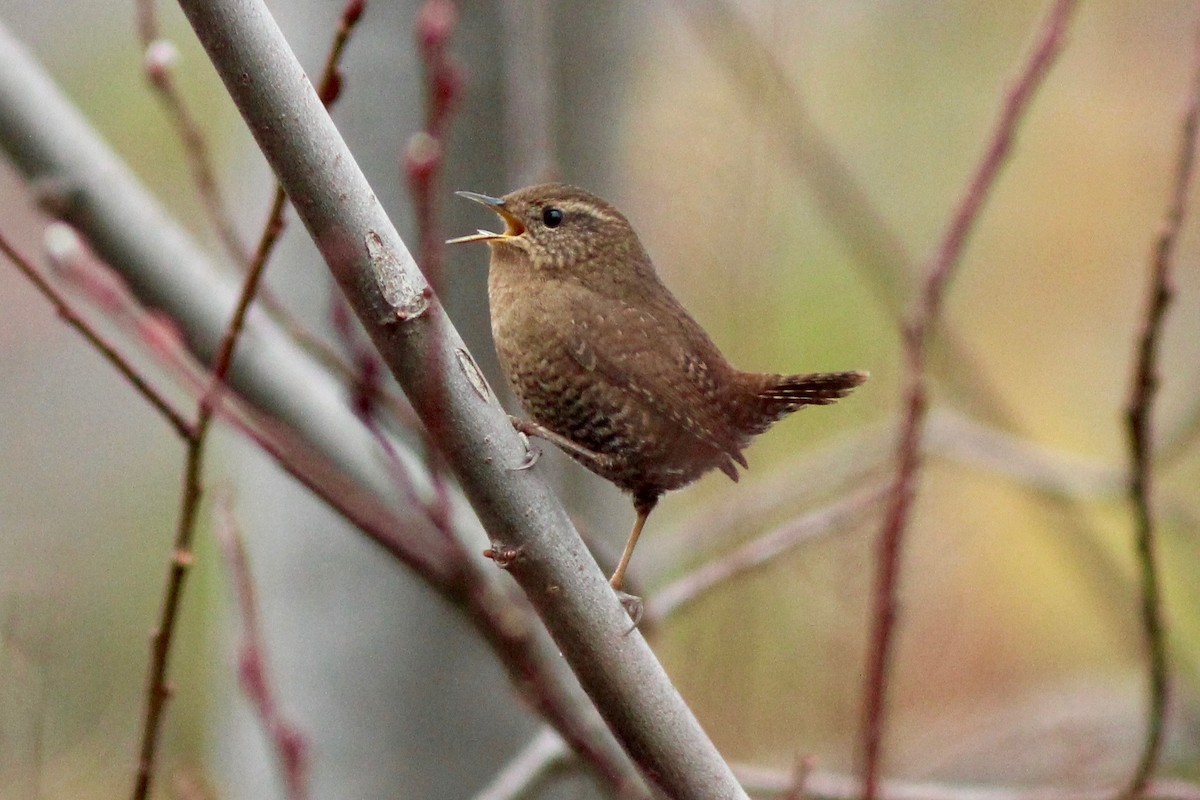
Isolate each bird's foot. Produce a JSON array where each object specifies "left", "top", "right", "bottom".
[
  {"left": 614, "top": 589, "right": 644, "bottom": 631},
  {"left": 507, "top": 416, "right": 616, "bottom": 472},
  {"left": 512, "top": 431, "right": 541, "bottom": 471}
]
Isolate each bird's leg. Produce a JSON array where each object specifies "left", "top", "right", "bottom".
[
  {"left": 609, "top": 511, "right": 648, "bottom": 592},
  {"left": 510, "top": 416, "right": 653, "bottom": 623},
  {"left": 609, "top": 494, "right": 659, "bottom": 592},
  {"left": 609, "top": 494, "right": 659, "bottom": 628},
  {"left": 508, "top": 417, "right": 617, "bottom": 472}
]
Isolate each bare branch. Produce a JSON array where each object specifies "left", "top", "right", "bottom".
[
  {"left": 0, "top": 224, "right": 192, "bottom": 439},
  {"left": 134, "top": 121, "right": 285, "bottom": 799},
  {"left": 137, "top": 0, "right": 252, "bottom": 267},
  {"left": 644, "top": 479, "right": 888, "bottom": 626},
  {"left": 214, "top": 493, "right": 310, "bottom": 800},
  {"left": 314, "top": 0, "right": 366, "bottom": 108},
  {"left": 401, "top": 0, "right": 467, "bottom": 537},
  {"left": 1120, "top": 10, "right": 1200, "bottom": 796},
  {"left": 860, "top": 3, "right": 1078, "bottom": 796}
]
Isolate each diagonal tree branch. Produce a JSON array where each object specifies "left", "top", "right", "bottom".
[
  {"left": 0, "top": 17, "right": 646, "bottom": 795},
  {"left": 171, "top": 0, "right": 745, "bottom": 796}
]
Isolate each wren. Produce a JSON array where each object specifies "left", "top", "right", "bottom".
[{"left": 449, "top": 184, "right": 866, "bottom": 597}]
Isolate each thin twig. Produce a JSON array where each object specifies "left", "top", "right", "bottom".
[
  {"left": 46, "top": 237, "right": 460, "bottom": 574},
  {"left": 406, "top": 0, "right": 464, "bottom": 309},
  {"left": 0, "top": 224, "right": 193, "bottom": 440},
  {"left": 248, "top": 0, "right": 389, "bottom": 411},
  {"left": 859, "top": 4, "right": 1077, "bottom": 797},
  {"left": 315, "top": 0, "right": 366, "bottom": 107},
  {"left": 143, "top": 0, "right": 394, "bottom": 418},
  {"left": 214, "top": 493, "right": 310, "bottom": 800},
  {"left": 19, "top": 214, "right": 452, "bottom": 584},
  {"left": 263, "top": 0, "right": 423, "bottom": 438},
  {"left": 1120, "top": 10, "right": 1200, "bottom": 796},
  {"left": 402, "top": 0, "right": 465, "bottom": 535},
  {"left": 134, "top": 177, "right": 285, "bottom": 800},
  {"left": 38, "top": 218, "right": 448, "bottom": 575},
  {"left": 137, "top": 0, "right": 252, "bottom": 267},
  {"left": 644, "top": 479, "right": 888, "bottom": 626}
]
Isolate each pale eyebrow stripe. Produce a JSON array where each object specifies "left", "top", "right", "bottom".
[{"left": 559, "top": 199, "right": 621, "bottom": 224}]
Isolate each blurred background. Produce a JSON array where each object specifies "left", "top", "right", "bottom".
[{"left": 1, "top": 1, "right": 1198, "bottom": 798}]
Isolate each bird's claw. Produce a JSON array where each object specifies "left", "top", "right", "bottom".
[
  {"left": 515, "top": 440, "right": 541, "bottom": 470},
  {"left": 615, "top": 589, "right": 644, "bottom": 632},
  {"left": 508, "top": 416, "right": 542, "bottom": 470}
]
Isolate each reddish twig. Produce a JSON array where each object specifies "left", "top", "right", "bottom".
[
  {"left": 141, "top": 0, "right": 387, "bottom": 405},
  {"left": 1120, "top": 11, "right": 1200, "bottom": 797},
  {"left": 398, "top": 0, "right": 465, "bottom": 535},
  {"left": 293, "top": 0, "right": 428, "bottom": 438},
  {"left": 858, "top": 4, "right": 1077, "bottom": 797},
  {"left": 42, "top": 224, "right": 459, "bottom": 577},
  {"left": 243, "top": 0, "right": 379, "bottom": 388},
  {"left": 0, "top": 223, "right": 193, "bottom": 440},
  {"left": 260, "top": 0, "right": 424, "bottom": 436},
  {"left": 315, "top": 0, "right": 366, "bottom": 108},
  {"left": 133, "top": 181, "right": 285, "bottom": 800},
  {"left": 137, "top": 0, "right": 251, "bottom": 267},
  {"left": 406, "top": 0, "right": 464, "bottom": 298},
  {"left": 325, "top": 279, "right": 454, "bottom": 551},
  {"left": 214, "top": 493, "right": 310, "bottom": 800}
]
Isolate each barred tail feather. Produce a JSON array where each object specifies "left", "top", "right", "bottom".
[{"left": 737, "top": 370, "right": 868, "bottom": 436}]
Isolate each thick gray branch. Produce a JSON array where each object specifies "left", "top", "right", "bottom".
[
  {"left": 171, "top": 0, "right": 745, "bottom": 796},
  {"left": 0, "top": 17, "right": 643, "bottom": 795}
]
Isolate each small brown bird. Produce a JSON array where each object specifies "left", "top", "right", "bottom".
[{"left": 449, "top": 184, "right": 866, "bottom": 595}]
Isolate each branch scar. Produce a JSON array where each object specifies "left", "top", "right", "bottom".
[
  {"left": 365, "top": 230, "right": 429, "bottom": 323},
  {"left": 455, "top": 347, "right": 491, "bottom": 401}
]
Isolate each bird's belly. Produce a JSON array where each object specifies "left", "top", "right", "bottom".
[
  {"left": 490, "top": 280, "right": 735, "bottom": 494},
  {"left": 499, "top": 343, "right": 726, "bottom": 494}
]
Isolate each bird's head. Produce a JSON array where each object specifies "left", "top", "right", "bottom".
[{"left": 448, "top": 183, "right": 654, "bottom": 286}]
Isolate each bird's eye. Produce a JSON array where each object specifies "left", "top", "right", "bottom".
[{"left": 542, "top": 207, "right": 564, "bottom": 228}]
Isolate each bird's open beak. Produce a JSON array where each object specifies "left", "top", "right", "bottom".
[{"left": 446, "top": 191, "right": 526, "bottom": 244}]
